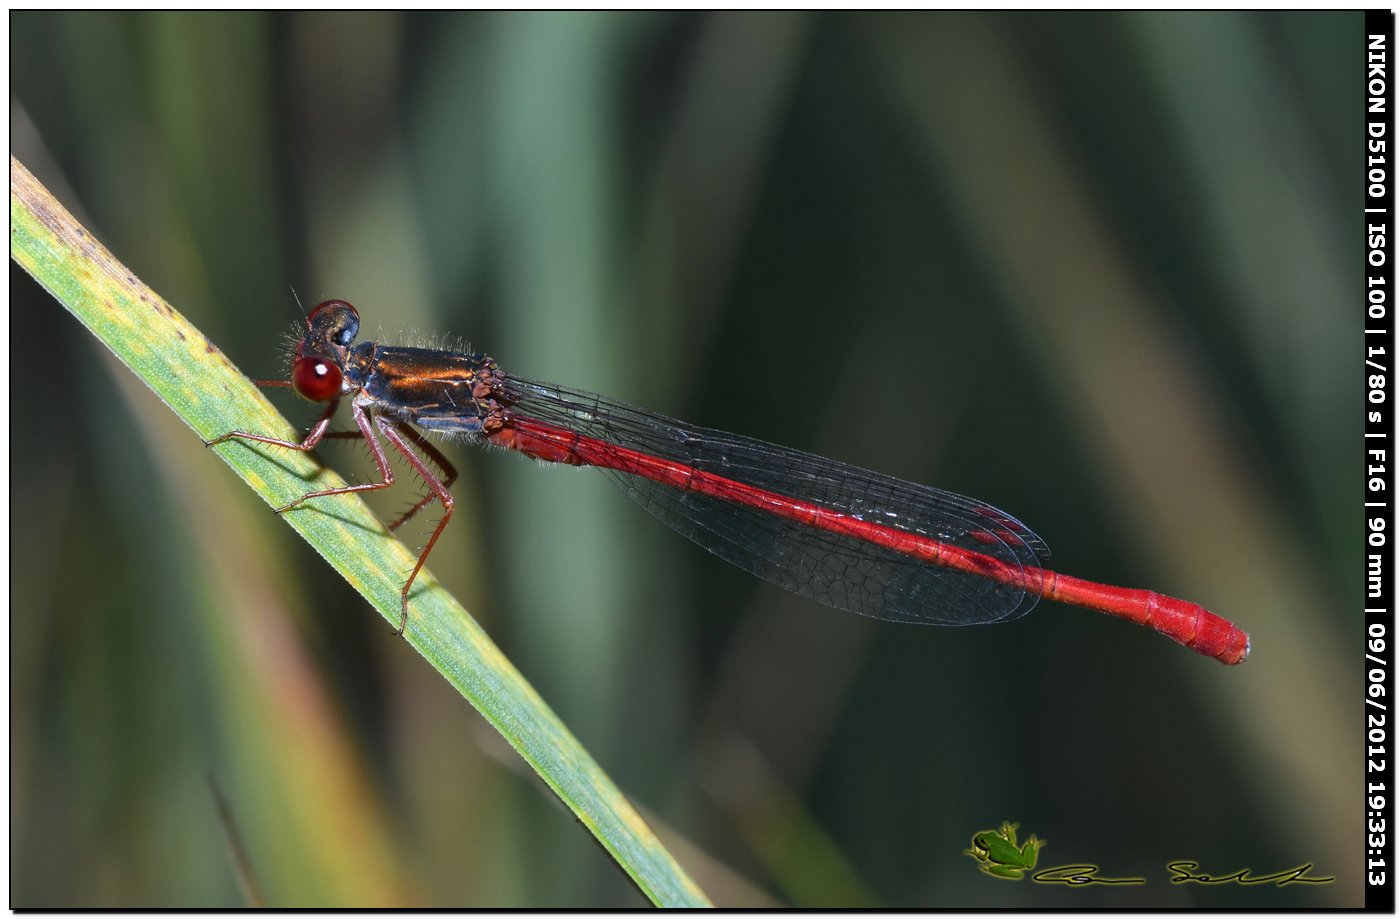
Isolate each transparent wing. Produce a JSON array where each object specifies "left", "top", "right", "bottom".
[{"left": 498, "top": 375, "right": 1051, "bottom": 627}]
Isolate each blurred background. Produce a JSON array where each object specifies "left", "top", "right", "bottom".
[{"left": 11, "top": 11, "right": 1359, "bottom": 907}]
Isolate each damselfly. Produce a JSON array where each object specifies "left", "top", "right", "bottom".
[{"left": 209, "top": 300, "right": 1250, "bottom": 664}]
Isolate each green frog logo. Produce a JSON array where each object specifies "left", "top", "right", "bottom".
[{"left": 965, "top": 822, "right": 1045, "bottom": 880}]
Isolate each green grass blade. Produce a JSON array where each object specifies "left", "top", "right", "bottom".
[{"left": 10, "top": 155, "right": 711, "bottom": 909}]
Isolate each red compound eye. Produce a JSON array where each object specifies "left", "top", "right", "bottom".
[{"left": 291, "top": 355, "right": 342, "bottom": 402}]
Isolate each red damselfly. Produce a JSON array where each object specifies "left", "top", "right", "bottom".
[{"left": 209, "top": 300, "right": 1250, "bottom": 665}]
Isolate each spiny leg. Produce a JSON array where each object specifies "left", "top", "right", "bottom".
[
  {"left": 315, "top": 426, "right": 454, "bottom": 531},
  {"left": 269, "top": 400, "right": 396, "bottom": 514},
  {"left": 209, "top": 385, "right": 456, "bottom": 638},
  {"left": 205, "top": 397, "right": 340, "bottom": 453},
  {"left": 377, "top": 419, "right": 455, "bottom": 637},
  {"left": 381, "top": 425, "right": 457, "bottom": 532}
]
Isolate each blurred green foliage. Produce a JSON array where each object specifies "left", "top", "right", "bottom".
[{"left": 12, "top": 10, "right": 1360, "bottom": 907}]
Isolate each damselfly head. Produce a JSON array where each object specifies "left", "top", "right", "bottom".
[{"left": 289, "top": 299, "right": 361, "bottom": 402}]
